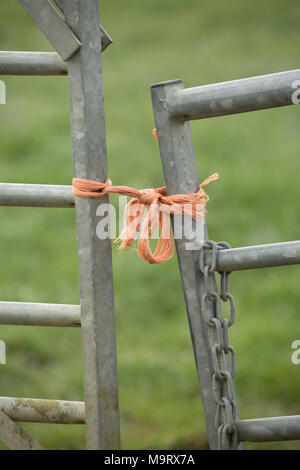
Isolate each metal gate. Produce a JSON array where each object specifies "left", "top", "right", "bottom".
[
  {"left": 0, "top": 0, "right": 120, "bottom": 450},
  {"left": 1, "top": 0, "right": 300, "bottom": 452},
  {"left": 151, "top": 73, "right": 300, "bottom": 449}
]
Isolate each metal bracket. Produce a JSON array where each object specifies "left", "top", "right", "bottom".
[
  {"left": 0, "top": 409, "right": 43, "bottom": 450},
  {"left": 53, "top": 0, "right": 113, "bottom": 51},
  {"left": 19, "top": 0, "right": 81, "bottom": 61}
]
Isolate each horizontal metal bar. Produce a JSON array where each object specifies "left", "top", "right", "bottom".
[
  {"left": 205, "top": 240, "right": 300, "bottom": 271},
  {"left": 0, "top": 397, "right": 85, "bottom": 424},
  {"left": 0, "top": 302, "right": 81, "bottom": 327},
  {"left": 0, "top": 183, "right": 74, "bottom": 207},
  {"left": 0, "top": 52, "right": 67, "bottom": 75},
  {"left": 167, "top": 69, "right": 300, "bottom": 120},
  {"left": 236, "top": 415, "right": 300, "bottom": 442}
]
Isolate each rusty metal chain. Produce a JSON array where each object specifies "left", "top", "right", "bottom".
[{"left": 199, "top": 240, "right": 239, "bottom": 450}]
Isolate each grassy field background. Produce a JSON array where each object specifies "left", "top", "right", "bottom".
[{"left": 1, "top": 0, "right": 300, "bottom": 450}]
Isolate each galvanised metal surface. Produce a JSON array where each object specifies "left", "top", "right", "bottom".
[
  {"left": 0, "top": 0, "right": 119, "bottom": 450},
  {"left": 199, "top": 242, "right": 241, "bottom": 449},
  {"left": 206, "top": 240, "right": 300, "bottom": 271},
  {"left": 64, "top": 0, "right": 120, "bottom": 450},
  {"left": 0, "top": 397, "right": 85, "bottom": 424},
  {"left": 19, "top": 0, "right": 81, "bottom": 61},
  {"left": 52, "top": 0, "right": 113, "bottom": 52},
  {"left": 0, "top": 183, "right": 74, "bottom": 207},
  {"left": 0, "top": 409, "right": 43, "bottom": 450},
  {"left": 167, "top": 69, "right": 300, "bottom": 121},
  {"left": 0, "top": 52, "right": 67, "bottom": 76},
  {"left": 151, "top": 74, "right": 300, "bottom": 448},
  {"left": 236, "top": 416, "right": 300, "bottom": 442},
  {"left": 0, "top": 302, "right": 81, "bottom": 327},
  {"left": 151, "top": 79, "right": 242, "bottom": 449}
]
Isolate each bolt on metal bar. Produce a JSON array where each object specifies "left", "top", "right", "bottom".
[
  {"left": 151, "top": 79, "right": 242, "bottom": 450},
  {"left": 167, "top": 69, "right": 300, "bottom": 121},
  {"left": 206, "top": 240, "right": 300, "bottom": 272},
  {"left": 0, "top": 52, "right": 67, "bottom": 76},
  {"left": 236, "top": 415, "right": 300, "bottom": 442},
  {"left": 64, "top": 0, "right": 120, "bottom": 450},
  {"left": 0, "top": 183, "right": 74, "bottom": 207},
  {"left": 0, "top": 397, "right": 85, "bottom": 424},
  {"left": 0, "top": 302, "right": 81, "bottom": 327},
  {"left": 0, "top": 409, "right": 43, "bottom": 450}
]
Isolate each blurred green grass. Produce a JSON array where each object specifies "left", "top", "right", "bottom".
[{"left": 0, "top": 0, "right": 300, "bottom": 450}]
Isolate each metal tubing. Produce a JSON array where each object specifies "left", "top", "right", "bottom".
[
  {"left": 236, "top": 416, "right": 300, "bottom": 442},
  {"left": 64, "top": 0, "right": 120, "bottom": 450},
  {"left": 0, "top": 52, "right": 67, "bottom": 76},
  {"left": 0, "top": 302, "right": 81, "bottom": 327},
  {"left": 0, "top": 397, "right": 85, "bottom": 424},
  {"left": 0, "top": 183, "right": 74, "bottom": 207},
  {"left": 207, "top": 241, "right": 300, "bottom": 272},
  {"left": 151, "top": 79, "right": 242, "bottom": 450},
  {"left": 167, "top": 69, "right": 300, "bottom": 121},
  {"left": 151, "top": 79, "right": 217, "bottom": 446}
]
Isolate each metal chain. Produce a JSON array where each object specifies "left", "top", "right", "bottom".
[{"left": 199, "top": 240, "right": 239, "bottom": 450}]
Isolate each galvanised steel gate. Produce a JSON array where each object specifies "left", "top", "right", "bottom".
[
  {"left": 1, "top": 0, "right": 300, "bottom": 452},
  {"left": 151, "top": 75, "right": 300, "bottom": 449},
  {"left": 0, "top": 0, "right": 120, "bottom": 450}
]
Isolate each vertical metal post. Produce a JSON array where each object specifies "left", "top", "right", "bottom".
[
  {"left": 63, "top": 0, "right": 120, "bottom": 449},
  {"left": 150, "top": 80, "right": 229, "bottom": 449}
]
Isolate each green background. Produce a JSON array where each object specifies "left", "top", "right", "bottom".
[{"left": 0, "top": 0, "right": 300, "bottom": 450}]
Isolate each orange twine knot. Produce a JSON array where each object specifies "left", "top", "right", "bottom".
[{"left": 72, "top": 173, "right": 219, "bottom": 264}]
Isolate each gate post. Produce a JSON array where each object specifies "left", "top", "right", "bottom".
[{"left": 64, "top": 0, "right": 120, "bottom": 450}]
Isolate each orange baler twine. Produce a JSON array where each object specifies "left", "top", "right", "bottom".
[
  {"left": 73, "top": 128, "right": 218, "bottom": 264},
  {"left": 72, "top": 173, "right": 219, "bottom": 264}
]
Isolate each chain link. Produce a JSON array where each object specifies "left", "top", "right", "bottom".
[{"left": 199, "top": 240, "right": 239, "bottom": 450}]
